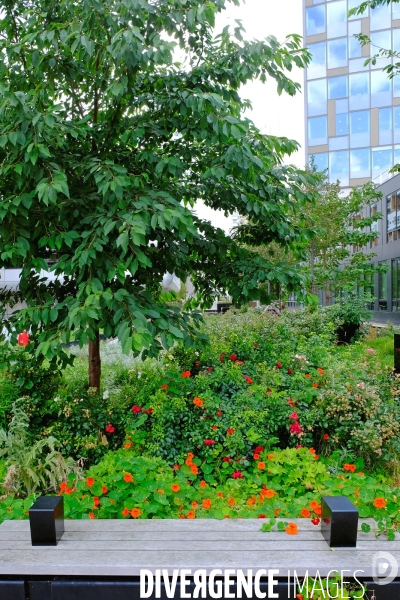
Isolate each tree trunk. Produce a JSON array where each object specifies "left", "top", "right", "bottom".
[{"left": 89, "top": 330, "right": 101, "bottom": 392}]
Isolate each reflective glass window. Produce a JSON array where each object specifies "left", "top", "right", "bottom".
[
  {"left": 327, "top": 1, "right": 347, "bottom": 38},
  {"left": 327, "top": 38, "right": 347, "bottom": 69},
  {"left": 348, "top": 0, "right": 368, "bottom": 19},
  {"left": 329, "top": 150, "right": 349, "bottom": 177},
  {"left": 394, "top": 74, "right": 400, "bottom": 98},
  {"left": 372, "top": 147, "right": 393, "bottom": 177},
  {"left": 370, "top": 4, "right": 391, "bottom": 30},
  {"left": 379, "top": 107, "right": 392, "bottom": 145},
  {"left": 371, "top": 70, "right": 392, "bottom": 107},
  {"left": 328, "top": 75, "right": 348, "bottom": 99},
  {"left": 350, "top": 111, "right": 370, "bottom": 134},
  {"left": 370, "top": 31, "right": 391, "bottom": 53},
  {"left": 306, "top": 6, "right": 326, "bottom": 36},
  {"left": 394, "top": 107, "right": 400, "bottom": 143},
  {"left": 308, "top": 42, "right": 327, "bottom": 79},
  {"left": 393, "top": 1, "right": 400, "bottom": 18},
  {"left": 336, "top": 113, "right": 349, "bottom": 135},
  {"left": 307, "top": 79, "right": 327, "bottom": 116},
  {"left": 310, "top": 153, "right": 328, "bottom": 172},
  {"left": 308, "top": 116, "right": 328, "bottom": 146},
  {"left": 395, "top": 145, "right": 400, "bottom": 166},
  {"left": 349, "top": 72, "right": 369, "bottom": 109},
  {"left": 394, "top": 29, "right": 400, "bottom": 53},
  {"left": 349, "top": 36, "right": 362, "bottom": 59},
  {"left": 350, "top": 148, "right": 371, "bottom": 178}
]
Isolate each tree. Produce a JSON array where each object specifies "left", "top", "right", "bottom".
[
  {"left": 0, "top": 0, "right": 317, "bottom": 390},
  {"left": 249, "top": 166, "right": 385, "bottom": 305}
]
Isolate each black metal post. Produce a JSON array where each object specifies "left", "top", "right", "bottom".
[{"left": 394, "top": 333, "right": 400, "bottom": 374}]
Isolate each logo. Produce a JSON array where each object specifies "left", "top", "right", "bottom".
[{"left": 372, "top": 551, "right": 398, "bottom": 586}]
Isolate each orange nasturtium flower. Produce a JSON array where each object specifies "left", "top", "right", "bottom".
[
  {"left": 193, "top": 397, "right": 203, "bottom": 407},
  {"left": 187, "top": 452, "right": 194, "bottom": 460},
  {"left": 122, "top": 508, "right": 130, "bottom": 517},
  {"left": 190, "top": 464, "right": 199, "bottom": 475},
  {"left": 131, "top": 508, "right": 141, "bottom": 518},
  {"left": 191, "top": 501, "right": 198, "bottom": 509},
  {"left": 309, "top": 500, "right": 319, "bottom": 510},
  {"left": 200, "top": 480, "right": 207, "bottom": 488},
  {"left": 157, "top": 489, "right": 165, "bottom": 494},
  {"left": 300, "top": 508, "right": 311, "bottom": 518},
  {"left": 267, "top": 453, "right": 274, "bottom": 460},
  {"left": 171, "top": 484, "right": 180, "bottom": 492},
  {"left": 264, "top": 489, "right": 275, "bottom": 499},
  {"left": 89, "top": 513, "right": 95, "bottom": 520},
  {"left": 373, "top": 498, "right": 387, "bottom": 509},
  {"left": 101, "top": 486, "right": 108, "bottom": 494},
  {"left": 202, "top": 499, "right": 211, "bottom": 509},
  {"left": 247, "top": 496, "right": 256, "bottom": 506},
  {"left": 217, "top": 492, "right": 223, "bottom": 498},
  {"left": 228, "top": 498, "right": 235, "bottom": 506},
  {"left": 187, "top": 511, "right": 195, "bottom": 519},
  {"left": 253, "top": 453, "right": 260, "bottom": 460},
  {"left": 86, "top": 477, "right": 95, "bottom": 487},
  {"left": 285, "top": 522, "right": 298, "bottom": 535},
  {"left": 257, "top": 462, "right": 266, "bottom": 470},
  {"left": 123, "top": 473, "right": 133, "bottom": 483},
  {"left": 124, "top": 442, "right": 132, "bottom": 449}
]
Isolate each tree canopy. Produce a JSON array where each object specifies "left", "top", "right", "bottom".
[{"left": 0, "top": 0, "right": 317, "bottom": 388}]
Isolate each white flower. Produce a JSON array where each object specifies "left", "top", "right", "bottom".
[
  {"left": 103, "top": 390, "right": 110, "bottom": 400},
  {"left": 54, "top": 396, "right": 60, "bottom": 403},
  {"left": 137, "top": 372, "right": 142, "bottom": 379}
]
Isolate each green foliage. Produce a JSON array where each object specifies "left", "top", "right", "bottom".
[
  {"left": 0, "top": 0, "right": 318, "bottom": 381},
  {"left": 0, "top": 403, "right": 78, "bottom": 497}
]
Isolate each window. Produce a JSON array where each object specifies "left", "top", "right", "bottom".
[
  {"left": 348, "top": 0, "right": 368, "bottom": 19},
  {"left": 328, "top": 75, "right": 348, "bottom": 99},
  {"left": 370, "top": 204, "right": 378, "bottom": 248},
  {"left": 350, "top": 148, "right": 371, "bottom": 178},
  {"left": 308, "top": 42, "right": 326, "bottom": 79},
  {"left": 370, "top": 31, "right": 391, "bottom": 54},
  {"left": 310, "top": 153, "right": 328, "bottom": 172},
  {"left": 348, "top": 21, "right": 362, "bottom": 59},
  {"left": 387, "top": 189, "right": 400, "bottom": 243},
  {"left": 379, "top": 107, "right": 392, "bottom": 145},
  {"left": 378, "top": 267, "right": 387, "bottom": 311},
  {"left": 327, "top": 38, "right": 348, "bottom": 69},
  {"left": 350, "top": 110, "right": 370, "bottom": 147},
  {"left": 349, "top": 72, "right": 369, "bottom": 110},
  {"left": 394, "top": 1, "right": 400, "bottom": 18},
  {"left": 371, "top": 70, "right": 392, "bottom": 107},
  {"left": 307, "top": 79, "right": 327, "bottom": 116},
  {"left": 306, "top": 6, "right": 326, "bottom": 37},
  {"left": 327, "top": 1, "right": 347, "bottom": 38},
  {"left": 336, "top": 113, "right": 349, "bottom": 135},
  {"left": 394, "top": 29, "right": 400, "bottom": 53},
  {"left": 395, "top": 107, "right": 400, "bottom": 144},
  {"left": 373, "top": 146, "right": 392, "bottom": 179},
  {"left": 392, "top": 258, "right": 400, "bottom": 313},
  {"left": 370, "top": 4, "right": 391, "bottom": 31},
  {"left": 329, "top": 150, "right": 349, "bottom": 185},
  {"left": 308, "top": 116, "right": 328, "bottom": 146}
]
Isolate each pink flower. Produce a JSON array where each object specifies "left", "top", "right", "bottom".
[
  {"left": 132, "top": 405, "right": 142, "bottom": 414},
  {"left": 105, "top": 423, "right": 115, "bottom": 433},
  {"left": 232, "top": 470, "right": 244, "bottom": 479},
  {"left": 367, "top": 348, "right": 375, "bottom": 354},
  {"left": 204, "top": 439, "right": 216, "bottom": 446},
  {"left": 290, "top": 422, "right": 302, "bottom": 434},
  {"left": 289, "top": 411, "right": 298, "bottom": 421}
]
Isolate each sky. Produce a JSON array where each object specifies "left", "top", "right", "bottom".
[{"left": 196, "top": 0, "right": 305, "bottom": 231}]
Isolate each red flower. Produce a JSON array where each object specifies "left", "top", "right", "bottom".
[
  {"left": 288, "top": 398, "right": 296, "bottom": 406},
  {"left": 161, "top": 384, "right": 168, "bottom": 390},
  {"left": 289, "top": 411, "right": 298, "bottom": 421},
  {"left": 227, "top": 428, "right": 234, "bottom": 435},
  {"left": 94, "top": 497, "right": 100, "bottom": 507},
  {"left": 222, "top": 456, "right": 231, "bottom": 463},
  {"left": 195, "top": 361, "right": 200, "bottom": 367},
  {"left": 255, "top": 445, "right": 264, "bottom": 453},
  {"left": 244, "top": 375, "right": 253, "bottom": 384},
  {"left": 290, "top": 422, "right": 302, "bottom": 434},
  {"left": 143, "top": 408, "right": 153, "bottom": 415},
  {"left": 296, "top": 444, "right": 302, "bottom": 449},
  {"left": 266, "top": 389, "right": 272, "bottom": 394},
  {"left": 86, "top": 477, "right": 95, "bottom": 487},
  {"left": 181, "top": 371, "right": 191, "bottom": 378},
  {"left": 132, "top": 405, "right": 142, "bottom": 414},
  {"left": 102, "top": 486, "right": 108, "bottom": 494},
  {"left": 287, "top": 369, "right": 293, "bottom": 374},
  {"left": 275, "top": 362, "right": 283, "bottom": 369},
  {"left": 123, "top": 473, "right": 133, "bottom": 483},
  {"left": 229, "top": 354, "right": 237, "bottom": 361},
  {"left": 207, "top": 367, "right": 213, "bottom": 371},
  {"left": 232, "top": 470, "right": 244, "bottom": 479},
  {"left": 311, "top": 517, "right": 320, "bottom": 526},
  {"left": 105, "top": 423, "right": 115, "bottom": 433},
  {"left": 219, "top": 353, "right": 225, "bottom": 362},
  {"left": 323, "top": 433, "right": 329, "bottom": 440},
  {"left": 257, "top": 514, "right": 266, "bottom": 518},
  {"left": 254, "top": 343, "right": 258, "bottom": 348},
  {"left": 89, "top": 513, "right": 95, "bottom": 520},
  {"left": 217, "top": 410, "right": 222, "bottom": 417},
  {"left": 17, "top": 330, "right": 30, "bottom": 346},
  {"left": 204, "top": 439, "right": 216, "bottom": 446}
]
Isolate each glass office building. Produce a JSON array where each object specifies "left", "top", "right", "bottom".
[{"left": 304, "top": 0, "right": 400, "bottom": 187}]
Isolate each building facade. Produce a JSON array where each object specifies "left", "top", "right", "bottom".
[{"left": 304, "top": 0, "right": 400, "bottom": 189}]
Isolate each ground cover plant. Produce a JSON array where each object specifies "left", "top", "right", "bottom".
[{"left": 0, "top": 308, "right": 399, "bottom": 537}]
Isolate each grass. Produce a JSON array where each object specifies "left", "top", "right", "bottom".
[{"left": 361, "top": 327, "right": 395, "bottom": 370}]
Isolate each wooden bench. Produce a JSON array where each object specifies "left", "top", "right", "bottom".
[{"left": 0, "top": 518, "right": 399, "bottom": 599}]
